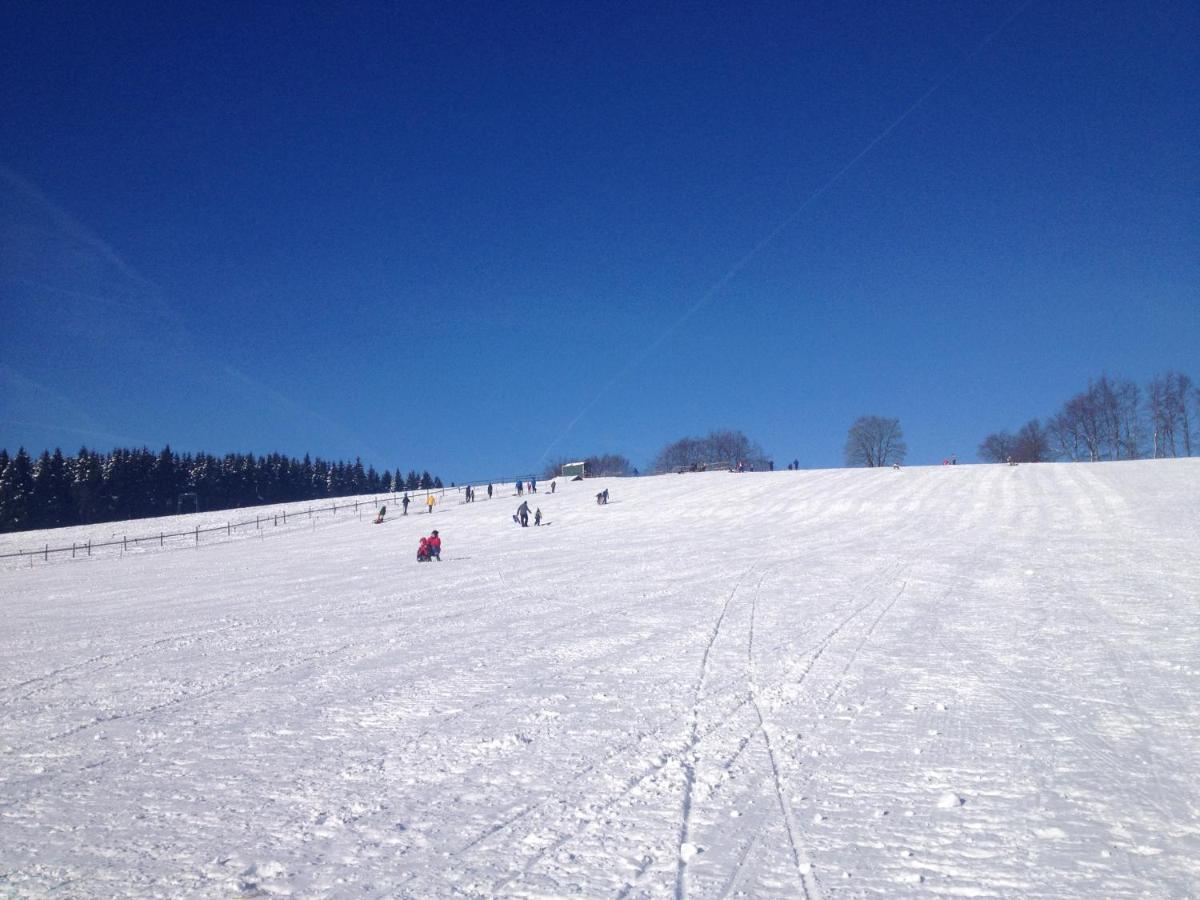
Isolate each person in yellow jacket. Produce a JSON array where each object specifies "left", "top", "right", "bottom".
[{"left": 426, "top": 493, "right": 435, "bottom": 514}]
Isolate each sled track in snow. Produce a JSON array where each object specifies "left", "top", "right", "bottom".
[
  {"left": 710, "top": 562, "right": 908, "bottom": 898},
  {"left": 415, "top": 556, "right": 911, "bottom": 895},
  {"left": 673, "top": 564, "right": 758, "bottom": 900},
  {"left": 0, "top": 621, "right": 250, "bottom": 705},
  {"left": 746, "top": 568, "right": 819, "bottom": 900}
]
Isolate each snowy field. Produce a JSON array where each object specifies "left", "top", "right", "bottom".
[{"left": 2, "top": 460, "right": 1199, "bottom": 898}]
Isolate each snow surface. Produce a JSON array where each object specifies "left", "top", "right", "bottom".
[{"left": 2, "top": 460, "right": 1199, "bottom": 898}]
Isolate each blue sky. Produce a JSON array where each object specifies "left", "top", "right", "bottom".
[{"left": 1, "top": 1, "right": 1196, "bottom": 480}]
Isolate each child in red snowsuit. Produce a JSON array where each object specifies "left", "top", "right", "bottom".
[
  {"left": 428, "top": 530, "right": 442, "bottom": 561},
  {"left": 417, "top": 537, "right": 430, "bottom": 562}
]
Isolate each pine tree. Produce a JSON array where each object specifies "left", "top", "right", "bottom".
[{"left": 0, "top": 448, "right": 35, "bottom": 532}]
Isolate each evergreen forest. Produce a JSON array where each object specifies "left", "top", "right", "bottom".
[{"left": 0, "top": 446, "right": 441, "bottom": 534}]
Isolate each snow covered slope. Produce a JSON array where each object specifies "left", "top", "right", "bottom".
[{"left": 2, "top": 460, "right": 1199, "bottom": 897}]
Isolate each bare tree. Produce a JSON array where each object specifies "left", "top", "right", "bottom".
[
  {"left": 651, "top": 429, "right": 765, "bottom": 473},
  {"left": 1114, "top": 379, "right": 1143, "bottom": 459},
  {"left": 1052, "top": 378, "right": 1133, "bottom": 461},
  {"left": 978, "top": 430, "right": 1017, "bottom": 463},
  {"left": 844, "top": 416, "right": 906, "bottom": 467},
  {"left": 1147, "top": 373, "right": 1180, "bottom": 457},
  {"left": 1013, "top": 419, "right": 1053, "bottom": 462},
  {"left": 980, "top": 419, "right": 1052, "bottom": 463},
  {"left": 651, "top": 436, "right": 705, "bottom": 473},
  {"left": 1091, "top": 376, "right": 1122, "bottom": 458},
  {"left": 584, "top": 453, "right": 634, "bottom": 477},
  {"left": 1175, "top": 373, "right": 1193, "bottom": 457},
  {"left": 1192, "top": 383, "right": 1200, "bottom": 455},
  {"left": 1047, "top": 412, "right": 1081, "bottom": 461},
  {"left": 1154, "top": 371, "right": 1196, "bottom": 457}
]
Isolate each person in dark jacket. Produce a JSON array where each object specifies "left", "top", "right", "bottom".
[
  {"left": 516, "top": 500, "right": 530, "bottom": 526},
  {"left": 402, "top": 494, "right": 410, "bottom": 515}
]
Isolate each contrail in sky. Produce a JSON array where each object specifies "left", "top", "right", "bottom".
[
  {"left": 539, "top": 0, "right": 1034, "bottom": 465},
  {"left": 0, "top": 162, "right": 161, "bottom": 295},
  {"left": 2, "top": 164, "right": 378, "bottom": 462}
]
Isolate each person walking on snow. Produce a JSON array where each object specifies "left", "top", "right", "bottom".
[
  {"left": 516, "top": 479, "right": 523, "bottom": 496},
  {"left": 487, "top": 483, "right": 493, "bottom": 499},
  {"left": 516, "top": 500, "right": 530, "bottom": 527},
  {"left": 402, "top": 493, "right": 410, "bottom": 515},
  {"left": 534, "top": 508, "right": 542, "bottom": 526},
  {"left": 426, "top": 494, "right": 435, "bottom": 514}
]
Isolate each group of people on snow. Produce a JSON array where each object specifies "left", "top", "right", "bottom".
[
  {"left": 417, "top": 530, "right": 441, "bottom": 562},
  {"left": 398, "top": 492, "right": 436, "bottom": 515},
  {"left": 406, "top": 478, "right": 610, "bottom": 561},
  {"left": 514, "top": 500, "right": 544, "bottom": 526}
]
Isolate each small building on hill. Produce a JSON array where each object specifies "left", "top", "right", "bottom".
[{"left": 560, "top": 461, "right": 586, "bottom": 479}]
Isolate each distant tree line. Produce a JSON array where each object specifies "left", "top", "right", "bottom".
[
  {"left": 0, "top": 446, "right": 443, "bottom": 534},
  {"left": 979, "top": 371, "right": 1197, "bottom": 463},
  {"left": 652, "top": 429, "right": 766, "bottom": 472}
]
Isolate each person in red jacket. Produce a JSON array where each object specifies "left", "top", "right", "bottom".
[
  {"left": 428, "top": 530, "right": 442, "bottom": 561},
  {"left": 417, "top": 536, "right": 430, "bottom": 562}
]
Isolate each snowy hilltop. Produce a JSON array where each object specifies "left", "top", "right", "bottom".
[{"left": 2, "top": 459, "right": 1199, "bottom": 897}]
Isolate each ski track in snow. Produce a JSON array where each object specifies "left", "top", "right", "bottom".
[{"left": 2, "top": 460, "right": 1200, "bottom": 897}]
